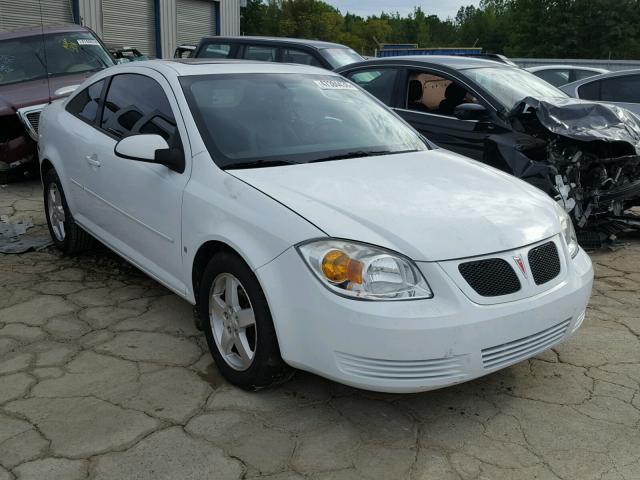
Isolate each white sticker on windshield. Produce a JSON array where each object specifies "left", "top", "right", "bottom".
[
  {"left": 314, "top": 79, "right": 357, "bottom": 90},
  {"left": 77, "top": 39, "right": 100, "bottom": 46}
]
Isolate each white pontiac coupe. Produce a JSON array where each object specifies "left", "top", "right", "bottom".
[{"left": 38, "top": 60, "right": 593, "bottom": 393}]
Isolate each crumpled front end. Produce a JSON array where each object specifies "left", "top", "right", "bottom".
[
  {"left": 490, "top": 96, "right": 640, "bottom": 245},
  {"left": 0, "top": 113, "right": 37, "bottom": 177}
]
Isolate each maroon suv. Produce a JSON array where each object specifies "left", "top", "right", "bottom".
[{"left": 0, "top": 25, "right": 114, "bottom": 179}]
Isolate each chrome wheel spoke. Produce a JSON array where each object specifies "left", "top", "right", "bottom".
[
  {"left": 235, "top": 334, "right": 253, "bottom": 363},
  {"left": 220, "top": 328, "right": 235, "bottom": 354},
  {"left": 211, "top": 294, "right": 226, "bottom": 317},
  {"left": 226, "top": 276, "right": 240, "bottom": 309},
  {"left": 236, "top": 308, "right": 255, "bottom": 328}
]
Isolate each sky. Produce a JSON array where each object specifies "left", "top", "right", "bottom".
[{"left": 324, "top": 1, "right": 480, "bottom": 19}]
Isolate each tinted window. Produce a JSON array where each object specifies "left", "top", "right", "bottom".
[
  {"left": 0, "top": 32, "right": 113, "bottom": 86},
  {"left": 534, "top": 69, "right": 570, "bottom": 87},
  {"left": 600, "top": 75, "right": 640, "bottom": 103},
  {"left": 242, "top": 45, "right": 277, "bottom": 62},
  {"left": 181, "top": 73, "right": 427, "bottom": 168},
  {"left": 320, "top": 48, "right": 364, "bottom": 68},
  {"left": 282, "top": 48, "right": 322, "bottom": 67},
  {"left": 200, "top": 43, "right": 231, "bottom": 59},
  {"left": 66, "top": 79, "right": 105, "bottom": 123},
  {"left": 573, "top": 69, "right": 601, "bottom": 81},
  {"left": 101, "top": 74, "right": 179, "bottom": 144},
  {"left": 347, "top": 69, "right": 397, "bottom": 106},
  {"left": 577, "top": 80, "right": 600, "bottom": 100}
]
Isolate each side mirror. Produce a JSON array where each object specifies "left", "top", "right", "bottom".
[
  {"left": 453, "top": 103, "right": 489, "bottom": 121},
  {"left": 54, "top": 85, "right": 79, "bottom": 97},
  {"left": 114, "top": 134, "right": 185, "bottom": 173}
]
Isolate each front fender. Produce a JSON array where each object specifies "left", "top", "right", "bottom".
[{"left": 182, "top": 172, "right": 324, "bottom": 302}]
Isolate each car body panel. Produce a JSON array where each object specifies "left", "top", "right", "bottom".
[
  {"left": 560, "top": 69, "right": 640, "bottom": 115},
  {"left": 230, "top": 150, "right": 560, "bottom": 262}
]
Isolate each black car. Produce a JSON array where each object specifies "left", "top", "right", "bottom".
[
  {"left": 337, "top": 56, "right": 640, "bottom": 239},
  {"left": 192, "top": 36, "right": 363, "bottom": 70}
]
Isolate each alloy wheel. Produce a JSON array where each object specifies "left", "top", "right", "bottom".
[
  {"left": 47, "top": 183, "right": 66, "bottom": 241},
  {"left": 209, "top": 273, "right": 257, "bottom": 371}
]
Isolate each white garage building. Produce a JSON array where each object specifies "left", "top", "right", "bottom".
[{"left": 0, "top": 0, "right": 242, "bottom": 58}]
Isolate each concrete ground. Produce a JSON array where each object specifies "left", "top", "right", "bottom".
[{"left": 1, "top": 180, "right": 639, "bottom": 480}]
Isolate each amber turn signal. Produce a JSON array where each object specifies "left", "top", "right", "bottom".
[{"left": 321, "top": 249, "right": 364, "bottom": 284}]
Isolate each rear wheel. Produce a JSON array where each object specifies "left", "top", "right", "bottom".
[
  {"left": 43, "top": 168, "right": 93, "bottom": 254},
  {"left": 198, "top": 252, "right": 293, "bottom": 390}
]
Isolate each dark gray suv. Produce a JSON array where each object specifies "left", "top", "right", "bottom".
[{"left": 192, "top": 36, "right": 363, "bottom": 70}]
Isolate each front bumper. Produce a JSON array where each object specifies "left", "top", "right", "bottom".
[{"left": 256, "top": 239, "right": 593, "bottom": 393}]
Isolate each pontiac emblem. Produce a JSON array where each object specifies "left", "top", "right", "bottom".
[{"left": 513, "top": 255, "right": 527, "bottom": 277}]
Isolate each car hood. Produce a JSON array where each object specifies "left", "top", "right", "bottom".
[
  {"left": 230, "top": 150, "right": 560, "bottom": 261},
  {"left": 0, "top": 72, "right": 94, "bottom": 116}
]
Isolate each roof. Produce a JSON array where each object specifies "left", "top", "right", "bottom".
[
  {"left": 561, "top": 68, "right": 640, "bottom": 90},
  {"left": 526, "top": 65, "right": 608, "bottom": 73},
  {"left": 106, "top": 59, "right": 336, "bottom": 77},
  {"left": 0, "top": 24, "right": 89, "bottom": 41},
  {"left": 336, "top": 55, "right": 514, "bottom": 72},
  {"left": 199, "top": 35, "right": 349, "bottom": 50}
]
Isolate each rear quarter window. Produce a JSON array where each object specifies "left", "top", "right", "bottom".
[{"left": 66, "top": 79, "right": 106, "bottom": 123}]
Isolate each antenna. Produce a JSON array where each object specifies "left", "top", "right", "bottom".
[{"left": 37, "top": 0, "right": 52, "bottom": 103}]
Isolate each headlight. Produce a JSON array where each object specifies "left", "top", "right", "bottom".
[
  {"left": 555, "top": 203, "right": 579, "bottom": 258},
  {"left": 297, "top": 239, "right": 433, "bottom": 300}
]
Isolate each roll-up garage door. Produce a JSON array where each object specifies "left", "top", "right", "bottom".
[
  {"left": 0, "top": 0, "right": 73, "bottom": 32},
  {"left": 177, "top": 0, "right": 216, "bottom": 46},
  {"left": 102, "top": 0, "right": 156, "bottom": 57}
]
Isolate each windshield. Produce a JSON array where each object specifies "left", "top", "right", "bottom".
[
  {"left": 321, "top": 48, "right": 364, "bottom": 68},
  {"left": 181, "top": 73, "right": 427, "bottom": 169},
  {"left": 0, "top": 32, "right": 114, "bottom": 87},
  {"left": 465, "top": 67, "right": 567, "bottom": 110}
]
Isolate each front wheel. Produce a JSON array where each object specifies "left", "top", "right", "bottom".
[
  {"left": 43, "top": 168, "right": 93, "bottom": 254},
  {"left": 197, "top": 252, "right": 293, "bottom": 390}
]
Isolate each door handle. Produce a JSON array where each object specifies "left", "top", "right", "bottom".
[{"left": 86, "top": 155, "right": 101, "bottom": 167}]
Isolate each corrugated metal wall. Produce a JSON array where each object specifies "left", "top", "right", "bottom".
[
  {"left": 176, "top": 0, "right": 216, "bottom": 46},
  {"left": 159, "top": 0, "right": 177, "bottom": 59},
  {"left": 78, "top": 0, "right": 103, "bottom": 37},
  {"left": 219, "top": 0, "right": 240, "bottom": 36},
  {"left": 0, "top": 0, "right": 73, "bottom": 32},
  {"left": 102, "top": 0, "right": 156, "bottom": 56},
  {"left": 3, "top": 0, "right": 240, "bottom": 58}
]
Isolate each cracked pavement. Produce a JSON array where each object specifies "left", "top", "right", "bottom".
[{"left": 1, "top": 180, "right": 640, "bottom": 480}]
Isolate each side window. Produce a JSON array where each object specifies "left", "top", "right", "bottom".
[
  {"left": 347, "top": 69, "right": 397, "bottom": 106},
  {"left": 66, "top": 79, "right": 105, "bottom": 123},
  {"left": 534, "top": 69, "right": 570, "bottom": 87},
  {"left": 200, "top": 43, "right": 232, "bottom": 59},
  {"left": 573, "top": 69, "right": 600, "bottom": 81},
  {"left": 282, "top": 48, "right": 322, "bottom": 67},
  {"left": 100, "top": 74, "right": 179, "bottom": 145},
  {"left": 406, "top": 71, "right": 477, "bottom": 115},
  {"left": 600, "top": 75, "right": 640, "bottom": 103},
  {"left": 578, "top": 80, "right": 601, "bottom": 101},
  {"left": 242, "top": 45, "right": 277, "bottom": 62}
]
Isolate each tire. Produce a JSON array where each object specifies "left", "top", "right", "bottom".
[
  {"left": 43, "top": 168, "right": 93, "bottom": 254},
  {"left": 198, "top": 251, "right": 293, "bottom": 390}
]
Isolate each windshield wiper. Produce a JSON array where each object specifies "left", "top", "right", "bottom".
[
  {"left": 308, "top": 149, "right": 418, "bottom": 163},
  {"left": 223, "top": 159, "right": 301, "bottom": 170}
]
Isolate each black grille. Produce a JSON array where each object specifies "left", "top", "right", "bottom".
[
  {"left": 458, "top": 259, "right": 521, "bottom": 297},
  {"left": 26, "top": 111, "right": 41, "bottom": 135},
  {"left": 528, "top": 241, "right": 561, "bottom": 285}
]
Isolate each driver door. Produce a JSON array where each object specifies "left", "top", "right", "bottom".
[
  {"left": 394, "top": 69, "right": 501, "bottom": 161},
  {"left": 83, "top": 71, "right": 191, "bottom": 295}
]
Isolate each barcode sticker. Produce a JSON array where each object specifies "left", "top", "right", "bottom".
[
  {"left": 314, "top": 80, "right": 357, "bottom": 90},
  {"left": 77, "top": 39, "right": 100, "bottom": 46}
]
